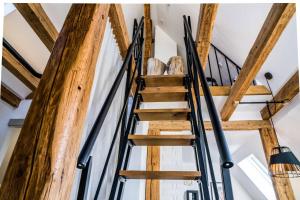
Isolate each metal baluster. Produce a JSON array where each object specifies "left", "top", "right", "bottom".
[
  {"left": 214, "top": 47, "right": 223, "bottom": 86},
  {"left": 225, "top": 58, "right": 233, "bottom": 85}
]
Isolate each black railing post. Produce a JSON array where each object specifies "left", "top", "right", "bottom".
[
  {"left": 214, "top": 47, "right": 223, "bottom": 86},
  {"left": 183, "top": 15, "right": 233, "bottom": 168},
  {"left": 77, "top": 156, "right": 92, "bottom": 200},
  {"left": 221, "top": 161, "right": 234, "bottom": 200}
]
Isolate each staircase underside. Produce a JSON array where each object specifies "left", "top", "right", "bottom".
[
  {"left": 128, "top": 134, "right": 195, "bottom": 146},
  {"left": 119, "top": 170, "right": 201, "bottom": 180}
]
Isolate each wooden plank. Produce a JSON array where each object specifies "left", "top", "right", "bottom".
[
  {"left": 109, "top": 4, "right": 130, "bottom": 59},
  {"left": 2, "top": 47, "right": 40, "bottom": 90},
  {"left": 149, "top": 120, "right": 271, "bottom": 131},
  {"left": 0, "top": 5, "right": 110, "bottom": 200},
  {"left": 259, "top": 128, "right": 295, "bottom": 200},
  {"left": 143, "top": 4, "right": 153, "bottom": 75},
  {"left": 120, "top": 170, "right": 201, "bottom": 180},
  {"left": 143, "top": 75, "right": 185, "bottom": 87},
  {"left": 135, "top": 108, "right": 191, "bottom": 121},
  {"left": 202, "top": 85, "right": 271, "bottom": 96},
  {"left": 146, "top": 129, "right": 160, "bottom": 200},
  {"left": 261, "top": 71, "right": 299, "bottom": 119},
  {"left": 196, "top": 4, "right": 219, "bottom": 69},
  {"left": 140, "top": 86, "right": 187, "bottom": 102},
  {"left": 1, "top": 84, "right": 21, "bottom": 107},
  {"left": 221, "top": 4, "right": 296, "bottom": 121},
  {"left": 14, "top": 3, "right": 58, "bottom": 51},
  {"left": 129, "top": 134, "right": 195, "bottom": 146}
]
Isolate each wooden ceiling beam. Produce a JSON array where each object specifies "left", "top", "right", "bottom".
[
  {"left": 0, "top": 4, "right": 110, "bottom": 199},
  {"left": 1, "top": 84, "right": 21, "bottom": 107},
  {"left": 221, "top": 4, "right": 296, "bottom": 121},
  {"left": 2, "top": 46, "right": 40, "bottom": 91},
  {"left": 14, "top": 3, "right": 58, "bottom": 51},
  {"left": 196, "top": 4, "right": 219, "bottom": 69},
  {"left": 261, "top": 71, "right": 299, "bottom": 119},
  {"left": 143, "top": 4, "right": 152, "bottom": 75}
]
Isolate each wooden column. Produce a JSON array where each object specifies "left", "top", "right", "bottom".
[
  {"left": 146, "top": 129, "right": 160, "bottom": 200},
  {"left": 259, "top": 127, "right": 295, "bottom": 200},
  {"left": 143, "top": 4, "right": 153, "bottom": 75},
  {"left": 0, "top": 4, "right": 110, "bottom": 200}
]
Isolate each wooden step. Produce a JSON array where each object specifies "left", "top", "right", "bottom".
[
  {"left": 142, "top": 75, "right": 185, "bottom": 87},
  {"left": 128, "top": 135, "right": 195, "bottom": 146},
  {"left": 140, "top": 86, "right": 187, "bottom": 102},
  {"left": 119, "top": 170, "right": 201, "bottom": 180},
  {"left": 134, "top": 108, "right": 191, "bottom": 121}
]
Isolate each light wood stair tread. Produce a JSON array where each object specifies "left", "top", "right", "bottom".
[
  {"left": 140, "top": 86, "right": 187, "bottom": 102},
  {"left": 128, "top": 134, "right": 195, "bottom": 146},
  {"left": 142, "top": 75, "right": 185, "bottom": 87},
  {"left": 119, "top": 170, "right": 201, "bottom": 180},
  {"left": 134, "top": 108, "right": 191, "bottom": 121}
]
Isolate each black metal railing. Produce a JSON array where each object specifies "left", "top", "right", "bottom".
[
  {"left": 206, "top": 43, "right": 256, "bottom": 86},
  {"left": 184, "top": 15, "right": 233, "bottom": 200},
  {"left": 76, "top": 17, "right": 144, "bottom": 200}
]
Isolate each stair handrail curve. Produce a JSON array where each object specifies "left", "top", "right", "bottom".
[
  {"left": 77, "top": 17, "right": 144, "bottom": 169},
  {"left": 183, "top": 15, "right": 233, "bottom": 168}
]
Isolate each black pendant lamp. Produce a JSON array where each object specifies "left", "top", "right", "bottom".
[{"left": 265, "top": 72, "right": 300, "bottom": 178}]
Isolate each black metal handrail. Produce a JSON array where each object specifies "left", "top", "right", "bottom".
[
  {"left": 183, "top": 15, "right": 233, "bottom": 168},
  {"left": 77, "top": 17, "right": 144, "bottom": 169}
]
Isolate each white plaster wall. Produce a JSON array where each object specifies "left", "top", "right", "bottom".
[{"left": 154, "top": 25, "right": 177, "bottom": 64}]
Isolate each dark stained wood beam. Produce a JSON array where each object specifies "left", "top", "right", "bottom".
[
  {"left": 0, "top": 4, "right": 110, "bottom": 200},
  {"left": 14, "top": 3, "right": 58, "bottom": 51},
  {"left": 1, "top": 84, "right": 21, "bottom": 107},
  {"left": 221, "top": 4, "right": 296, "bottom": 121},
  {"left": 261, "top": 71, "right": 299, "bottom": 119},
  {"left": 2, "top": 46, "right": 40, "bottom": 91},
  {"left": 259, "top": 127, "right": 295, "bottom": 199},
  {"left": 196, "top": 4, "right": 219, "bottom": 69},
  {"left": 143, "top": 4, "right": 152, "bottom": 75}
]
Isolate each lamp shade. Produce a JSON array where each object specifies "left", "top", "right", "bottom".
[{"left": 269, "top": 146, "right": 300, "bottom": 178}]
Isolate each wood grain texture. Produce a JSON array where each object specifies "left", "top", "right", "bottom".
[
  {"left": 0, "top": 4, "right": 110, "bottom": 200},
  {"left": 196, "top": 4, "right": 219, "bottom": 69},
  {"left": 259, "top": 128, "right": 295, "bottom": 200},
  {"left": 143, "top": 4, "right": 153, "bottom": 75},
  {"left": 1, "top": 84, "right": 21, "bottom": 107},
  {"left": 109, "top": 4, "right": 130, "bottom": 59},
  {"left": 2, "top": 47, "right": 40, "bottom": 90},
  {"left": 149, "top": 120, "right": 271, "bottom": 131},
  {"left": 140, "top": 86, "right": 187, "bottom": 102},
  {"left": 221, "top": 4, "right": 296, "bottom": 121},
  {"left": 14, "top": 3, "right": 58, "bottom": 51},
  {"left": 261, "top": 71, "right": 299, "bottom": 119},
  {"left": 146, "top": 129, "right": 160, "bottom": 200},
  {"left": 135, "top": 108, "right": 191, "bottom": 121},
  {"left": 120, "top": 170, "right": 201, "bottom": 180},
  {"left": 143, "top": 75, "right": 185, "bottom": 87},
  {"left": 129, "top": 134, "right": 195, "bottom": 146}
]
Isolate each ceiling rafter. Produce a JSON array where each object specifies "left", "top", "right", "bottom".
[
  {"left": 221, "top": 3, "right": 296, "bottom": 121},
  {"left": 1, "top": 83, "right": 21, "bottom": 107}
]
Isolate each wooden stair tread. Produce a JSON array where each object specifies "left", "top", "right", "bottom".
[
  {"left": 140, "top": 86, "right": 187, "bottom": 102},
  {"left": 142, "top": 75, "right": 185, "bottom": 87},
  {"left": 134, "top": 108, "right": 191, "bottom": 121},
  {"left": 128, "top": 134, "right": 195, "bottom": 146},
  {"left": 119, "top": 170, "right": 201, "bottom": 180}
]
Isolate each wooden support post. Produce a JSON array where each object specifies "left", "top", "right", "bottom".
[
  {"left": 143, "top": 4, "right": 152, "bottom": 75},
  {"left": 221, "top": 3, "right": 296, "bottom": 121},
  {"left": 196, "top": 4, "right": 219, "bottom": 69},
  {"left": 259, "top": 127, "right": 295, "bottom": 200},
  {"left": 14, "top": 3, "right": 58, "bottom": 51},
  {"left": 0, "top": 4, "right": 110, "bottom": 200},
  {"left": 146, "top": 129, "right": 160, "bottom": 200}
]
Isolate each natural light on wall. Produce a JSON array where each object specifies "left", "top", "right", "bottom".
[{"left": 238, "top": 154, "right": 276, "bottom": 200}]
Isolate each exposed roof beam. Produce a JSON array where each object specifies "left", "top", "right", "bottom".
[
  {"left": 221, "top": 3, "right": 296, "bottom": 121},
  {"left": 109, "top": 4, "right": 130, "bottom": 59},
  {"left": 1, "top": 84, "right": 21, "bottom": 107},
  {"left": 14, "top": 3, "right": 58, "bottom": 51},
  {"left": 199, "top": 85, "right": 270, "bottom": 96},
  {"left": 143, "top": 4, "right": 152, "bottom": 75},
  {"left": 2, "top": 46, "right": 40, "bottom": 91},
  {"left": 149, "top": 120, "right": 271, "bottom": 131},
  {"left": 261, "top": 71, "right": 299, "bottom": 119},
  {"left": 196, "top": 4, "right": 219, "bottom": 69}
]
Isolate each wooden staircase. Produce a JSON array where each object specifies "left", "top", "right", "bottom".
[{"left": 120, "top": 75, "right": 201, "bottom": 181}]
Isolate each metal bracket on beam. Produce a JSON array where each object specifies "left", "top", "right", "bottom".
[{"left": 8, "top": 119, "right": 24, "bottom": 128}]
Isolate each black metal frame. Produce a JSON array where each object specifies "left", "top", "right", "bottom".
[{"left": 76, "top": 17, "right": 144, "bottom": 200}]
